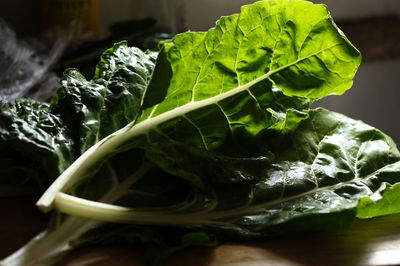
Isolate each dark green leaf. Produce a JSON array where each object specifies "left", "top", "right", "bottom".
[
  {"left": 51, "top": 41, "right": 157, "bottom": 154},
  {"left": 0, "top": 99, "right": 73, "bottom": 195}
]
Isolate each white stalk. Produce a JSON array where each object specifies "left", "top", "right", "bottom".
[{"left": 54, "top": 192, "right": 221, "bottom": 225}]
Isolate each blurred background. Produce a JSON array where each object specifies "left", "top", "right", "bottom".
[{"left": 0, "top": 0, "right": 399, "bottom": 143}]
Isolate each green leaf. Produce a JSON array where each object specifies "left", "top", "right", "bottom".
[
  {"left": 357, "top": 182, "right": 400, "bottom": 218},
  {"left": 0, "top": 99, "right": 74, "bottom": 195},
  {"left": 37, "top": 0, "right": 361, "bottom": 206},
  {"left": 0, "top": 42, "right": 157, "bottom": 196},
  {"left": 51, "top": 41, "right": 157, "bottom": 154},
  {"left": 141, "top": 0, "right": 360, "bottom": 118},
  {"left": 13, "top": 107, "right": 397, "bottom": 266},
  {"left": 122, "top": 0, "right": 361, "bottom": 181},
  {"left": 229, "top": 108, "right": 400, "bottom": 234}
]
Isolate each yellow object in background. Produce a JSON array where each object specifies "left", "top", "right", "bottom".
[{"left": 40, "top": 0, "right": 99, "bottom": 33}]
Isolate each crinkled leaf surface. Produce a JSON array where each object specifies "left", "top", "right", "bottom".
[
  {"left": 0, "top": 41, "right": 161, "bottom": 265},
  {"left": 0, "top": 99, "right": 74, "bottom": 196},
  {"left": 0, "top": 42, "right": 157, "bottom": 196},
  {"left": 357, "top": 181, "right": 400, "bottom": 218},
  {"left": 51, "top": 41, "right": 157, "bottom": 154}
]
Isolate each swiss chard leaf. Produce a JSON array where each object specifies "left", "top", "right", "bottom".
[
  {"left": 0, "top": 42, "right": 157, "bottom": 196},
  {"left": 128, "top": 0, "right": 361, "bottom": 185},
  {"left": 209, "top": 108, "right": 400, "bottom": 236},
  {"left": 36, "top": 0, "right": 361, "bottom": 204},
  {"left": 0, "top": 99, "right": 74, "bottom": 195},
  {"left": 141, "top": 0, "right": 360, "bottom": 117},
  {"left": 3, "top": 1, "right": 398, "bottom": 266},
  {"left": 0, "top": 41, "right": 160, "bottom": 265},
  {"left": 51, "top": 41, "right": 157, "bottom": 154}
]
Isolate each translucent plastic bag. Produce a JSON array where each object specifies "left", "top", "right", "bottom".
[{"left": 0, "top": 18, "right": 67, "bottom": 101}]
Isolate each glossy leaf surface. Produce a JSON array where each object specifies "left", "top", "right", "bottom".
[
  {"left": 0, "top": 42, "right": 157, "bottom": 196},
  {"left": 51, "top": 41, "right": 157, "bottom": 154},
  {"left": 0, "top": 99, "right": 73, "bottom": 195}
]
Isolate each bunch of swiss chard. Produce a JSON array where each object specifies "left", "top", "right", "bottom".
[{"left": 2, "top": 0, "right": 400, "bottom": 265}]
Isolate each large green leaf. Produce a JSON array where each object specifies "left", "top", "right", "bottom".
[
  {"left": 140, "top": 0, "right": 360, "bottom": 118},
  {"left": 128, "top": 0, "right": 361, "bottom": 184},
  {"left": 6, "top": 105, "right": 400, "bottom": 266},
  {"left": 120, "top": 0, "right": 361, "bottom": 177},
  {"left": 37, "top": 0, "right": 361, "bottom": 203}
]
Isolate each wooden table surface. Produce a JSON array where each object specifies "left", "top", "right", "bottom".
[{"left": 1, "top": 197, "right": 400, "bottom": 266}]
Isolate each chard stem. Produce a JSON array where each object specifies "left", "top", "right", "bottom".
[
  {"left": 36, "top": 126, "right": 129, "bottom": 212},
  {"left": 54, "top": 191, "right": 227, "bottom": 226},
  {"left": 54, "top": 192, "right": 212, "bottom": 225}
]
